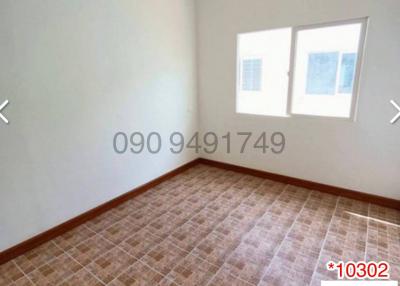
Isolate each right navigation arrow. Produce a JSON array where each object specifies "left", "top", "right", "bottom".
[{"left": 390, "top": 100, "right": 400, "bottom": 124}]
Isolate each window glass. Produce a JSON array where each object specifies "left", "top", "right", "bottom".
[
  {"left": 306, "top": 52, "right": 339, "bottom": 95},
  {"left": 338, "top": 53, "right": 357, "bottom": 94},
  {"left": 290, "top": 23, "right": 363, "bottom": 118},
  {"left": 241, "top": 59, "right": 262, "bottom": 91}
]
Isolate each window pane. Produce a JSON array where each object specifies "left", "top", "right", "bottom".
[
  {"left": 237, "top": 28, "right": 291, "bottom": 117},
  {"left": 290, "top": 23, "right": 363, "bottom": 118},
  {"left": 242, "top": 59, "right": 262, "bottom": 91},
  {"left": 306, "top": 52, "right": 338, "bottom": 95},
  {"left": 338, "top": 53, "right": 357, "bottom": 93}
]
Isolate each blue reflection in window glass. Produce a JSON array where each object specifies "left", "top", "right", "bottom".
[
  {"left": 338, "top": 53, "right": 356, "bottom": 93},
  {"left": 306, "top": 52, "right": 339, "bottom": 95},
  {"left": 242, "top": 59, "right": 262, "bottom": 91}
]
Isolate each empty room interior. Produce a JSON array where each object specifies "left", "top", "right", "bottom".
[{"left": 1, "top": 0, "right": 400, "bottom": 285}]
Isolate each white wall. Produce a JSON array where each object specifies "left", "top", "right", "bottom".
[
  {"left": 0, "top": 0, "right": 198, "bottom": 251},
  {"left": 196, "top": 0, "right": 400, "bottom": 199}
]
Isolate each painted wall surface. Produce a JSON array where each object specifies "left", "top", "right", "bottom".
[
  {"left": 0, "top": 0, "right": 198, "bottom": 251},
  {"left": 196, "top": 0, "right": 400, "bottom": 199}
]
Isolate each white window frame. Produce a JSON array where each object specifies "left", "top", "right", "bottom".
[
  {"left": 287, "top": 17, "right": 368, "bottom": 121},
  {"left": 236, "top": 17, "right": 368, "bottom": 121}
]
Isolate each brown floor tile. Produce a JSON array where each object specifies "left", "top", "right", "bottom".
[
  {"left": 158, "top": 277, "right": 180, "bottom": 286},
  {"left": 141, "top": 240, "right": 188, "bottom": 275},
  {"left": 99, "top": 218, "right": 142, "bottom": 245},
  {"left": 222, "top": 252, "right": 270, "bottom": 285},
  {"left": 168, "top": 206, "right": 196, "bottom": 225},
  {"left": 109, "top": 200, "right": 147, "bottom": 220},
  {"left": 167, "top": 221, "right": 210, "bottom": 252},
  {"left": 190, "top": 209, "right": 224, "bottom": 233},
  {"left": 109, "top": 261, "right": 164, "bottom": 286},
  {"left": 67, "top": 235, "right": 114, "bottom": 266},
  {"left": 369, "top": 205, "right": 400, "bottom": 225},
  {"left": 144, "top": 213, "right": 187, "bottom": 239},
  {"left": 87, "top": 247, "right": 136, "bottom": 284},
  {"left": 213, "top": 216, "right": 251, "bottom": 243},
  {"left": 85, "top": 212, "right": 121, "bottom": 233},
  {"left": 193, "top": 231, "right": 240, "bottom": 267},
  {"left": 9, "top": 276, "right": 35, "bottom": 286},
  {"left": 166, "top": 254, "right": 219, "bottom": 286},
  {"left": 0, "top": 261, "right": 24, "bottom": 285},
  {"left": 27, "top": 253, "right": 82, "bottom": 285},
  {"left": 124, "top": 206, "right": 160, "bottom": 228},
  {"left": 53, "top": 225, "right": 96, "bottom": 251},
  {"left": 208, "top": 268, "right": 252, "bottom": 286},
  {"left": 59, "top": 268, "right": 104, "bottom": 286},
  {"left": 14, "top": 241, "right": 64, "bottom": 275},
  {"left": 205, "top": 199, "right": 236, "bottom": 218},
  {"left": 119, "top": 228, "right": 163, "bottom": 259},
  {"left": 2, "top": 165, "right": 400, "bottom": 286}
]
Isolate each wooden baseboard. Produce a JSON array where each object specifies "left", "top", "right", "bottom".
[
  {"left": 0, "top": 159, "right": 200, "bottom": 265},
  {"left": 1, "top": 157, "right": 398, "bottom": 265},
  {"left": 198, "top": 158, "right": 400, "bottom": 211}
]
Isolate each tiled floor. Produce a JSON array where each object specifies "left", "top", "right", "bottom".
[{"left": 1, "top": 164, "right": 399, "bottom": 286}]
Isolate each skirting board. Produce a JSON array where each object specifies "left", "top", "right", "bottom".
[
  {"left": 0, "top": 159, "right": 201, "bottom": 265},
  {"left": 1, "top": 157, "right": 399, "bottom": 265},
  {"left": 198, "top": 158, "right": 400, "bottom": 210}
]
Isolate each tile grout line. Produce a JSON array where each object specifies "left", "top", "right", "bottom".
[
  {"left": 86, "top": 168, "right": 232, "bottom": 285},
  {"left": 6, "top": 167, "right": 254, "bottom": 286},
  {"left": 256, "top": 188, "right": 315, "bottom": 286},
  {"left": 205, "top": 183, "right": 291, "bottom": 286},
  {"left": 51, "top": 241, "right": 106, "bottom": 286},
  {"left": 135, "top": 172, "right": 249, "bottom": 285},
  {"left": 308, "top": 195, "right": 341, "bottom": 285},
  {"left": 364, "top": 203, "right": 371, "bottom": 262},
  {"left": 45, "top": 166, "right": 218, "bottom": 284},
  {"left": 98, "top": 169, "right": 248, "bottom": 285},
  {"left": 53, "top": 166, "right": 214, "bottom": 285},
  {"left": 189, "top": 178, "right": 270, "bottom": 286},
  {"left": 12, "top": 260, "right": 38, "bottom": 286}
]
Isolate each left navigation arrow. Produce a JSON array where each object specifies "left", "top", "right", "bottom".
[{"left": 0, "top": 100, "right": 9, "bottom": 124}]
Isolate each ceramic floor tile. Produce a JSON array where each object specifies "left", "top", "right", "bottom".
[
  {"left": 144, "top": 213, "right": 187, "bottom": 239},
  {"left": 0, "top": 261, "right": 25, "bottom": 285},
  {"left": 167, "top": 221, "right": 210, "bottom": 252},
  {"left": 125, "top": 207, "right": 160, "bottom": 228},
  {"left": 2, "top": 165, "right": 399, "bottom": 286},
  {"left": 9, "top": 276, "right": 35, "bottom": 286},
  {"left": 99, "top": 217, "right": 142, "bottom": 245},
  {"left": 109, "top": 261, "right": 164, "bottom": 286},
  {"left": 87, "top": 247, "right": 136, "bottom": 284},
  {"left": 58, "top": 268, "right": 104, "bottom": 286},
  {"left": 14, "top": 241, "right": 64, "bottom": 275},
  {"left": 141, "top": 240, "right": 188, "bottom": 275},
  {"left": 119, "top": 229, "right": 163, "bottom": 259},
  {"left": 53, "top": 225, "right": 96, "bottom": 252},
  {"left": 66, "top": 235, "right": 114, "bottom": 267},
  {"left": 27, "top": 253, "right": 82, "bottom": 286},
  {"left": 222, "top": 252, "right": 271, "bottom": 285},
  {"left": 208, "top": 268, "right": 253, "bottom": 286},
  {"left": 193, "top": 231, "right": 240, "bottom": 267},
  {"left": 166, "top": 254, "right": 219, "bottom": 286},
  {"left": 85, "top": 212, "right": 121, "bottom": 233}
]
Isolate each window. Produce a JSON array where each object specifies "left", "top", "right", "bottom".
[
  {"left": 236, "top": 18, "right": 367, "bottom": 119},
  {"left": 241, "top": 58, "right": 262, "bottom": 91},
  {"left": 237, "top": 28, "right": 291, "bottom": 116}
]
